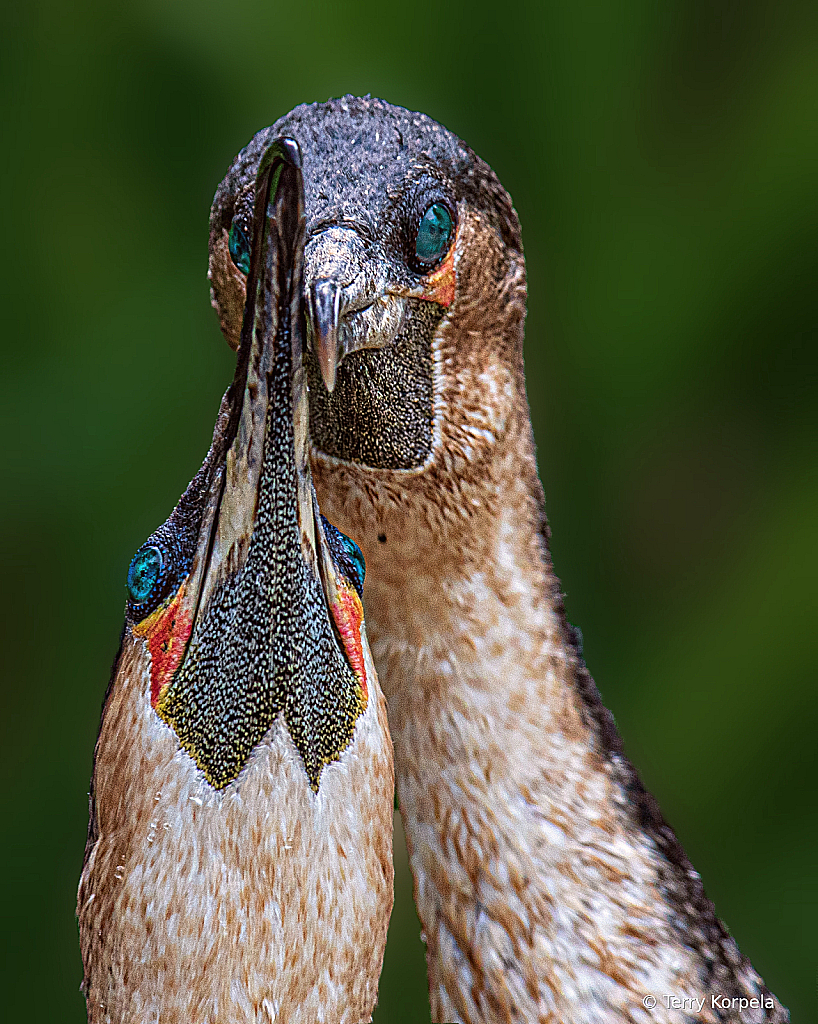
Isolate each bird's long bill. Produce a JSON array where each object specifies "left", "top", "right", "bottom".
[
  {"left": 196, "top": 139, "right": 320, "bottom": 615},
  {"left": 149, "top": 139, "right": 367, "bottom": 792}
]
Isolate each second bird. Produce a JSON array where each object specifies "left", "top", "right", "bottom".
[{"left": 209, "top": 98, "right": 788, "bottom": 1024}]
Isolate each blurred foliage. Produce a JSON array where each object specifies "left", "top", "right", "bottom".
[{"left": 0, "top": 0, "right": 815, "bottom": 1020}]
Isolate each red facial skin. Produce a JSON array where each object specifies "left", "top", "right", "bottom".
[
  {"left": 135, "top": 578, "right": 367, "bottom": 710},
  {"left": 329, "top": 580, "right": 368, "bottom": 704},
  {"left": 131, "top": 585, "right": 193, "bottom": 707}
]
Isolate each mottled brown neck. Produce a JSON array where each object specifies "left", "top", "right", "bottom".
[{"left": 314, "top": 425, "right": 788, "bottom": 1022}]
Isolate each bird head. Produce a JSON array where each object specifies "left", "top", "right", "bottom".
[
  {"left": 122, "top": 139, "right": 372, "bottom": 792},
  {"left": 209, "top": 97, "right": 530, "bottom": 595}
]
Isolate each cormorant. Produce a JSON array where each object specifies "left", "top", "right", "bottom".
[
  {"left": 209, "top": 97, "right": 789, "bottom": 1024},
  {"left": 79, "top": 139, "right": 394, "bottom": 1023}
]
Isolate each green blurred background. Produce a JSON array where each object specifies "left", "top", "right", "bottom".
[{"left": 1, "top": 0, "right": 815, "bottom": 1019}]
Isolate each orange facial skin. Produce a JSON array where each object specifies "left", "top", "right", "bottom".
[
  {"left": 132, "top": 578, "right": 366, "bottom": 712},
  {"left": 329, "top": 580, "right": 369, "bottom": 705},
  {"left": 131, "top": 585, "right": 193, "bottom": 707},
  {"left": 423, "top": 242, "right": 456, "bottom": 307}
]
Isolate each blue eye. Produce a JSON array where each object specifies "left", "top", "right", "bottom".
[
  {"left": 320, "top": 516, "right": 366, "bottom": 599},
  {"left": 127, "top": 546, "right": 164, "bottom": 605},
  {"left": 415, "top": 202, "right": 453, "bottom": 265},
  {"left": 228, "top": 219, "right": 251, "bottom": 275},
  {"left": 339, "top": 534, "right": 366, "bottom": 596}
]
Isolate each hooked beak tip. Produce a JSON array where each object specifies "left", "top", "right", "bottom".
[{"left": 308, "top": 278, "right": 343, "bottom": 393}]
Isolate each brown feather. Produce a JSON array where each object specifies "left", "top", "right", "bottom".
[
  {"left": 78, "top": 633, "right": 393, "bottom": 1023},
  {"left": 207, "top": 97, "right": 789, "bottom": 1023}
]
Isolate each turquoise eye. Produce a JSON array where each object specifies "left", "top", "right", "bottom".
[
  {"left": 415, "top": 203, "right": 453, "bottom": 264},
  {"left": 228, "top": 219, "right": 251, "bottom": 275},
  {"left": 127, "top": 546, "right": 163, "bottom": 605},
  {"left": 320, "top": 515, "right": 366, "bottom": 599},
  {"left": 340, "top": 534, "right": 366, "bottom": 596}
]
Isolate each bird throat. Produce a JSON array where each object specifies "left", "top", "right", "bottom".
[
  {"left": 155, "top": 294, "right": 365, "bottom": 792},
  {"left": 305, "top": 298, "right": 443, "bottom": 470}
]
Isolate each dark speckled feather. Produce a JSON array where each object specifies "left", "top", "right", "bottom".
[{"left": 159, "top": 286, "right": 362, "bottom": 791}]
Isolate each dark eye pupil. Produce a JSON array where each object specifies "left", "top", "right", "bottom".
[
  {"left": 228, "top": 219, "right": 251, "bottom": 275},
  {"left": 415, "top": 203, "right": 453, "bottom": 264},
  {"left": 127, "top": 546, "right": 163, "bottom": 604}
]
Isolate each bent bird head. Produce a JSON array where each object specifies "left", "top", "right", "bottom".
[
  {"left": 209, "top": 97, "right": 529, "bottom": 628},
  {"left": 121, "top": 138, "right": 372, "bottom": 792}
]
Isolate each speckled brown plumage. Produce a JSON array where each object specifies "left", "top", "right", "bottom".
[
  {"left": 209, "top": 97, "right": 789, "bottom": 1023},
  {"left": 78, "top": 635, "right": 392, "bottom": 1023}
]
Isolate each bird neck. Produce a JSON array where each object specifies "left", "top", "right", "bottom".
[
  {"left": 357, "top": 427, "right": 780, "bottom": 1022},
  {"left": 366, "top": 425, "right": 582, "bottom": 745}
]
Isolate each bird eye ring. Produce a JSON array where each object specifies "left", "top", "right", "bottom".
[
  {"left": 127, "top": 543, "right": 173, "bottom": 616},
  {"left": 414, "top": 202, "right": 454, "bottom": 267},
  {"left": 320, "top": 516, "right": 366, "bottom": 599},
  {"left": 228, "top": 217, "right": 251, "bottom": 275},
  {"left": 338, "top": 533, "right": 366, "bottom": 598}
]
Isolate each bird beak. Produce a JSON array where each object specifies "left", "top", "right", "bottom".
[
  {"left": 187, "top": 138, "right": 347, "bottom": 630},
  {"left": 306, "top": 277, "right": 343, "bottom": 393},
  {"left": 147, "top": 138, "right": 368, "bottom": 789},
  {"left": 303, "top": 227, "right": 407, "bottom": 392}
]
